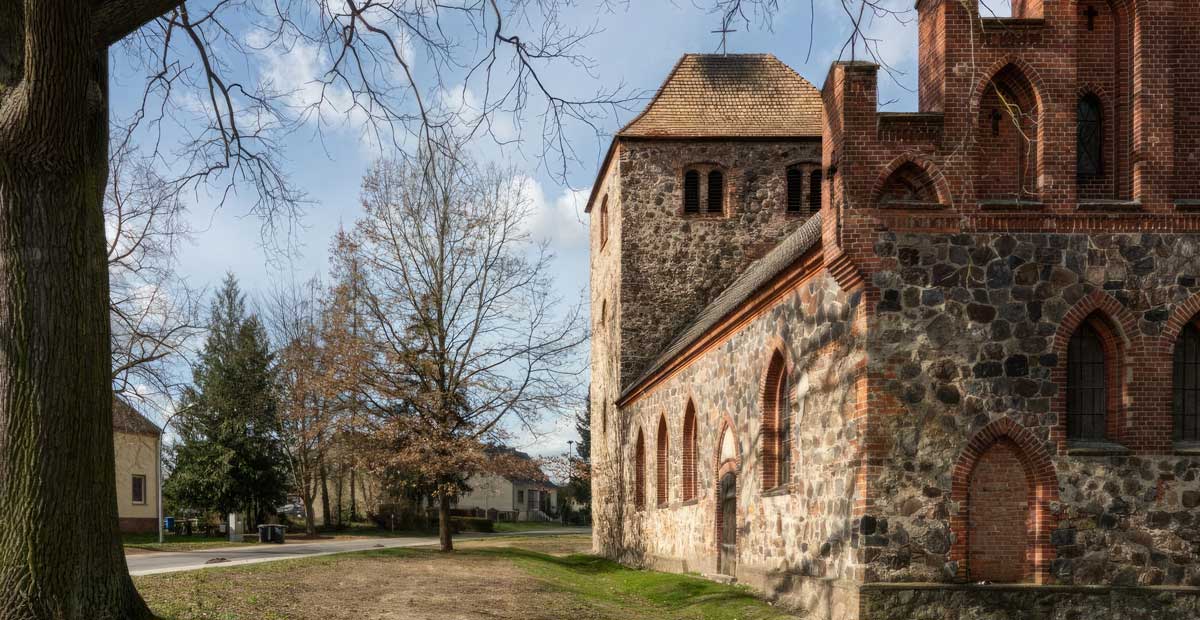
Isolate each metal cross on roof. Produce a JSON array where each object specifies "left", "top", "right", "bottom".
[{"left": 712, "top": 24, "right": 737, "bottom": 55}]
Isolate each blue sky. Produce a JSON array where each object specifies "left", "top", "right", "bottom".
[{"left": 109, "top": 0, "right": 979, "bottom": 457}]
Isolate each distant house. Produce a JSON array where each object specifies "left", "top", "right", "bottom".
[
  {"left": 454, "top": 450, "right": 559, "bottom": 522},
  {"left": 112, "top": 398, "right": 161, "bottom": 534}
]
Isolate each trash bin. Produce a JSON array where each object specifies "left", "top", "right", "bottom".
[
  {"left": 164, "top": 517, "right": 175, "bottom": 532},
  {"left": 257, "top": 524, "right": 286, "bottom": 544}
]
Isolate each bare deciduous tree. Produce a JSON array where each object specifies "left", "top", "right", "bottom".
[
  {"left": 107, "top": 137, "right": 203, "bottom": 403},
  {"left": 348, "top": 151, "right": 585, "bottom": 552}
]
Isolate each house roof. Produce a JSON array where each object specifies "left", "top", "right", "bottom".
[
  {"left": 618, "top": 53, "right": 824, "bottom": 139},
  {"left": 113, "top": 397, "right": 161, "bottom": 437},
  {"left": 620, "top": 213, "right": 824, "bottom": 402}
]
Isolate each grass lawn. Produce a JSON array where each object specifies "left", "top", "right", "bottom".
[
  {"left": 123, "top": 533, "right": 257, "bottom": 553},
  {"left": 492, "top": 521, "right": 588, "bottom": 533},
  {"left": 136, "top": 534, "right": 796, "bottom": 620}
]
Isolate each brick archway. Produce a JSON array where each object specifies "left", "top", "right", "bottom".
[
  {"left": 712, "top": 413, "right": 741, "bottom": 554},
  {"left": 950, "top": 417, "right": 1059, "bottom": 584},
  {"left": 870, "top": 153, "right": 954, "bottom": 208},
  {"left": 1051, "top": 291, "right": 1138, "bottom": 448}
]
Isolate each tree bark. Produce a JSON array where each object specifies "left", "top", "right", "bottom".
[
  {"left": 0, "top": 5, "right": 153, "bottom": 615},
  {"left": 349, "top": 467, "right": 357, "bottom": 522},
  {"left": 438, "top": 494, "right": 453, "bottom": 552},
  {"left": 319, "top": 462, "right": 332, "bottom": 528}
]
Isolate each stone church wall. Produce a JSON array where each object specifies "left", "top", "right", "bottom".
[
  {"left": 614, "top": 138, "right": 821, "bottom": 389},
  {"left": 863, "top": 229, "right": 1200, "bottom": 588},
  {"left": 598, "top": 267, "right": 866, "bottom": 616}
]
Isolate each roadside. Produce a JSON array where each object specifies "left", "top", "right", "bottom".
[
  {"left": 124, "top": 523, "right": 589, "bottom": 554},
  {"left": 136, "top": 534, "right": 796, "bottom": 620},
  {"left": 125, "top": 527, "right": 591, "bottom": 576}
]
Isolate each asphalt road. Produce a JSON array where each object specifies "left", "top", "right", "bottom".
[{"left": 126, "top": 529, "right": 585, "bottom": 576}]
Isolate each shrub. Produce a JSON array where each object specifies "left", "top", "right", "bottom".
[{"left": 450, "top": 516, "right": 494, "bottom": 533}]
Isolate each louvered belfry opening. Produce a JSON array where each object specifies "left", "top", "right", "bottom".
[
  {"left": 707, "top": 170, "right": 724, "bottom": 214},
  {"left": 683, "top": 170, "right": 701, "bottom": 214}
]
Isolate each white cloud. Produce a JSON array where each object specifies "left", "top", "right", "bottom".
[{"left": 517, "top": 176, "right": 589, "bottom": 250}]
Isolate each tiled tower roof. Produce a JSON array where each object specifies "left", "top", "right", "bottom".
[{"left": 619, "top": 53, "right": 823, "bottom": 138}]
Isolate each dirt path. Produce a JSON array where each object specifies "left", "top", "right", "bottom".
[{"left": 138, "top": 536, "right": 599, "bottom": 620}]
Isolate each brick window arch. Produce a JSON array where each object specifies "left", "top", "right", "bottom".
[
  {"left": 1066, "top": 316, "right": 1122, "bottom": 441},
  {"left": 967, "top": 439, "right": 1033, "bottom": 583},
  {"left": 786, "top": 163, "right": 821, "bottom": 216},
  {"left": 682, "top": 401, "right": 698, "bottom": 501},
  {"left": 1174, "top": 321, "right": 1200, "bottom": 442},
  {"left": 656, "top": 415, "right": 669, "bottom": 507},
  {"left": 634, "top": 428, "right": 646, "bottom": 510},
  {"left": 950, "top": 418, "right": 1059, "bottom": 585},
  {"left": 706, "top": 170, "right": 724, "bottom": 214},
  {"left": 975, "top": 63, "right": 1041, "bottom": 202},
  {"left": 877, "top": 161, "right": 941, "bottom": 207},
  {"left": 761, "top": 350, "right": 790, "bottom": 491}
]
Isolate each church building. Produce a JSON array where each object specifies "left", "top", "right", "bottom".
[{"left": 588, "top": 2, "right": 1200, "bottom": 618}]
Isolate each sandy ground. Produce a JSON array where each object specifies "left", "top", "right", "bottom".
[{"left": 136, "top": 536, "right": 604, "bottom": 620}]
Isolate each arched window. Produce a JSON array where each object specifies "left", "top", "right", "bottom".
[
  {"left": 707, "top": 170, "right": 724, "bottom": 214},
  {"left": 1077, "top": 94, "right": 1103, "bottom": 178},
  {"left": 683, "top": 170, "right": 701, "bottom": 214},
  {"left": 975, "top": 64, "right": 1041, "bottom": 201},
  {"left": 1067, "top": 322, "right": 1108, "bottom": 440},
  {"left": 599, "top": 196, "right": 609, "bottom": 247},
  {"left": 967, "top": 439, "right": 1032, "bottom": 583},
  {"left": 634, "top": 429, "right": 646, "bottom": 510},
  {"left": 1174, "top": 322, "right": 1200, "bottom": 442},
  {"left": 656, "top": 416, "right": 669, "bottom": 507},
  {"left": 808, "top": 169, "right": 822, "bottom": 213},
  {"left": 786, "top": 166, "right": 804, "bottom": 214},
  {"left": 682, "top": 402, "right": 698, "bottom": 501},
  {"left": 761, "top": 350, "right": 790, "bottom": 491}
]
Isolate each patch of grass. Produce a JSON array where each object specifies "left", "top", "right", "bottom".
[
  {"left": 492, "top": 521, "right": 587, "bottom": 533},
  {"left": 482, "top": 547, "right": 793, "bottom": 619}
]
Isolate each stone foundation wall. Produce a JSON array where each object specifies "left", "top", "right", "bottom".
[
  {"left": 864, "top": 230, "right": 1200, "bottom": 586},
  {"left": 859, "top": 583, "right": 1200, "bottom": 620}
]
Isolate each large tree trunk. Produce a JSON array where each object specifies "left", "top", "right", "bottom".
[
  {"left": 0, "top": 5, "right": 153, "bottom": 617},
  {"left": 438, "top": 494, "right": 453, "bottom": 552}
]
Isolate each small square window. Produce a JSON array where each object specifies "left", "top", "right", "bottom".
[{"left": 132, "top": 475, "right": 147, "bottom": 505}]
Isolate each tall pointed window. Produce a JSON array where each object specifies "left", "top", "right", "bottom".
[
  {"left": 634, "top": 429, "right": 646, "bottom": 510},
  {"left": 682, "top": 402, "right": 698, "bottom": 501},
  {"left": 599, "top": 196, "right": 609, "bottom": 247},
  {"left": 1077, "top": 94, "right": 1103, "bottom": 178},
  {"left": 656, "top": 416, "right": 669, "bottom": 507},
  {"left": 683, "top": 170, "right": 701, "bottom": 214},
  {"left": 761, "top": 350, "right": 790, "bottom": 491},
  {"left": 1067, "top": 322, "right": 1108, "bottom": 440},
  {"left": 1175, "top": 322, "right": 1200, "bottom": 442},
  {"left": 707, "top": 171, "right": 724, "bottom": 214}
]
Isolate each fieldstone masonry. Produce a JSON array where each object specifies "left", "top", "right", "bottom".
[{"left": 589, "top": 2, "right": 1200, "bottom": 618}]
